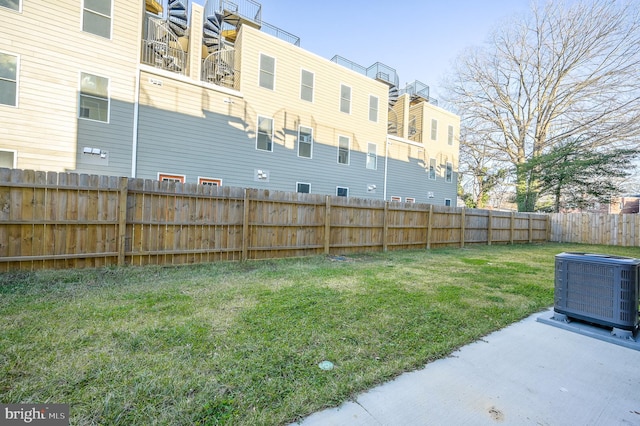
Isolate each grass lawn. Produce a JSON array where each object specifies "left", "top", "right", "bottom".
[{"left": 2, "top": 243, "right": 640, "bottom": 425}]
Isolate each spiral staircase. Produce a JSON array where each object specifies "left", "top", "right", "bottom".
[
  {"left": 142, "top": 0, "right": 190, "bottom": 75},
  {"left": 201, "top": 1, "right": 262, "bottom": 89}
]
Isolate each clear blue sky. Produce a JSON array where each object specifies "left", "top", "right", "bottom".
[{"left": 192, "top": 0, "right": 533, "bottom": 100}]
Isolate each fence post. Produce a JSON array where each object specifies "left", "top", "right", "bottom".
[
  {"left": 117, "top": 177, "right": 128, "bottom": 266},
  {"left": 460, "top": 208, "right": 465, "bottom": 248},
  {"left": 324, "top": 195, "right": 331, "bottom": 254},
  {"left": 487, "top": 210, "right": 493, "bottom": 245},
  {"left": 510, "top": 211, "right": 515, "bottom": 244},
  {"left": 528, "top": 214, "right": 533, "bottom": 243},
  {"left": 242, "top": 188, "right": 249, "bottom": 261},
  {"left": 383, "top": 202, "right": 389, "bottom": 252},
  {"left": 426, "top": 204, "right": 433, "bottom": 249}
]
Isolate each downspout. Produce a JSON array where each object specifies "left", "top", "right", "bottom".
[
  {"left": 383, "top": 136, "right": 390, "bottom": 200},
  {"left": 131, "top": 66, "right": 141, "bottom": 177}
]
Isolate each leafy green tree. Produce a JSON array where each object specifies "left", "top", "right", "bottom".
[{"left": 519, "top": 140, "right": 639, "bottom": 212}]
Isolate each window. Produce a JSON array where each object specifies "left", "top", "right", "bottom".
[
  {"left": 446, "top": 162, "right": 453, "bottom": 182},
  {"left": 83, "top": 0, "right": 112, "bottom": 39},
  {"left": 199, "top": 177, "right": 222, "bottom": 186},
  {"left": 390, "top": 196, "right": 402, "bottom": 202},
  {"left": 0, "top": 52, "right": 18, "bottom": 107},
  {"left": 448, "top": 125, "right": 454, "bottom": 145},
  {"left": 256, "top": 116, "right": 273, "bottom": 151},
  {"left": 337, "top": 136, "right": 350, "bottom": 165},
  {"left": 298, "top": 126, "right": 313, "bottom": 158},
  {"left": 340, "top": 84, "right": 351, "bottom": 114},
  {"left": 336, "top": 187, "right": 348, "bottom": 197},
  {"left": 297, "top": 182, "right": 310, "bottom": 193},
  {"left": 431, "top": 119, "right": 438, "bottom": 140},
  {"left": 0, "top": 0, "right": 20, "bottom": 12},
  {"left": 300, "top": 69, "right": 314, "bottom": 102},
  {"left": 79, "top": 72, "right": 109, "bottom": 122},
  {"left": 445, "top": 199, "right": 452, "bottom": 207},
  {"left": 0, "top": 150, "right": 16, "bottom": 168},
  {"left": 405, "top": 197, "right": 416, "bottom": 203},
  {"left": 429, "top": 158, "right": 436, "bottom": 180},
  {"left": 366, "top": 142, "right": 377, "bottom": 170},
  {"left": 369, "top": 95, "right": 378, "bottom": 122},
  {"left": 158, "top": 173, "right": 185, "bottom": 183},
  {"left": 259, "top": 54, "right": 275, "bottom": 90}
]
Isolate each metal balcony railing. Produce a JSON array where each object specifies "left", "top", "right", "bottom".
[
  {"left": 330, "top": 55, "right": 367, "bottom": 75},
  {"left": 400, "top": 80, "right": 438, "bottom": 105},
  {"left": 205, "top": 0, "right": 262, "bottom": 26},
  {"left": 261, "top": 21, "right": 300, "bottom": 46},
  {"left": 400, "top": 80, "right": 429, "bottom": 99},
  {"left": 366, "top": 62, "right": 399, "bottom": 87},
  {"left": 330, "top": 56, "right": 399, "bottom": 88},
  {"left": 202, "top": 48, "right": 240, "bottom": 90},
  {"left": 141, "top": 40, "right": 188, "bottom": 75},
  {"left": 141, "top": 17, "right": 188, "bottom": 75}
]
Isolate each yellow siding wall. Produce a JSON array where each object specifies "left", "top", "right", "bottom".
[
  {"left": 0, "top": 0, "right": 142, "bottom": 171},
  {"left": 236, "top": 26, "right": 389, "bottom": 156}
]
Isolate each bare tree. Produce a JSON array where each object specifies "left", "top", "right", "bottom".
[
  {"left": 458, "top": 123, "right": 508, "bottom": 208},
  {"left": 445, "top": 0, "right": 640, "bottom": 211}
]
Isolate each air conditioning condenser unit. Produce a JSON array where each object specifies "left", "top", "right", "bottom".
[{"left": 554, "top": 252, "right": 640, "bottom": 331}]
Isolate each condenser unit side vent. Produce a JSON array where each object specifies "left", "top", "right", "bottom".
[{"left": 554, "top": 252, "right": 640, "bottom": 331}]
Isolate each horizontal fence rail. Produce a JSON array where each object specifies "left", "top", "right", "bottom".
[
  {"left": 0, "top": 168, "right": 548, "bottom": 271},
  {"left": 549, "top": 213, "right": 640, "bottom": 246}
]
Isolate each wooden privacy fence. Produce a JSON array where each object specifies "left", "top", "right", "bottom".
[
  {"left": 549, "top": 213, "right": 640, "bottom": 246},
  {"left": 0, "top": 168, "right": 549, "bottom": 271}
]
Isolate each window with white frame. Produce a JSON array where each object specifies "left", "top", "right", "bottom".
[
  {"left": 79, "top": 72, "right": 109, "bottom": 122},
  {"left": 83, "top": 0, "right": 112, "bottom": 39},
  {"left": 431, "top": 119, "right": 438, "bottom": 140},
  {"left": 337, "top": 135, "right": 350, "bottom": 165},
  {"left": 405, "top": 197, "right": 416, "bottom": 203},
  {"left": 340, "top": 84, "right": 351, "bottom": 114},
  {"left": 390, "top": 196, "right": 402, "bottom": 202},
  {"left": 158, "top": 173, "right": 185, "bottom": 183},
  {"left": 369, "top": 95, "right": 378, "bottom": 122},
  {"left": 0, "top": 0, "right": 20, "bottom": 12},
  {"left": 298, "top": 126, "right": 313, "bottom": 158},
  {"left": 256, "top": 116, "right": 273, "bottom": 151},
  {"left": 259, "top": 54, "right": 275, "bottom": 90},
  {"left": 446, "top": 162, "right": 453, "bottom": 182},
  {"left": 0, "top": 149, "right": 16, "bottom": 168},
  {"left": 297, "top": 182, "right": 310, "bottom": 193},
  {"left": 300, "top": 69, "right": 313, "bottom": 102},
  {"left": 444, "top": 199, "right": 452, "bottom": 207},
  {"left": 429, "top": 158, "right": 436, "bottom": 180},
  {"left": 199, "top": 177, "right": 222, "bottom": 186},
  {"left": 336, "top": 186, "right": 348, "bottom": 197},
  {"left": 447, "top": 125, "right": 454, "bottom": 145},
  {"left": 0, "top": 52, "right": 18, "bottom": 107},
  {"left": 366, "top": 142, "right": 377, "bottom": 170}
]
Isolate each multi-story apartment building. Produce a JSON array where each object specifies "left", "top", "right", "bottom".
[{"left": 0, "top": 0, "right": 460, "bottom": 205}]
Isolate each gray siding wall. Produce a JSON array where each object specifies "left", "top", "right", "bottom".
[
  {"left": 75, "top": 98, "right": 135, "bottom": 177},
  {"left": 135, "top": 100, "right": 387, "bottom": 199}
]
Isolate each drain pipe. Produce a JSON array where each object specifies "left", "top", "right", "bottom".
[
  {"left": 131, "top": 66, "right": 141, "bottom": 177},
  {"left": 383, "top": 136, "right": 390, "bottom": 200}
]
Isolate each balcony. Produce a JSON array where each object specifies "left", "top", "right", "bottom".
[
  {"left": 205, "top": 0, "right": 262, "bottom": 28},
  {"left": 400, "top": 80, "right": 438, "bottom": 105},
  {"left": 366, "top": 62, "right": 399, "bottom": 88},
  {"left": 141, "top": 16, "right": 188, "bottom": 75},
  {"left": 202, "top": 48, "right": 240, "bottom": 90},
  {"left": 330, "top": 56, "right": 399, "bottom": 88},
  {"left": 261, "top": 21, "right": 300, "bottom": 46}
]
